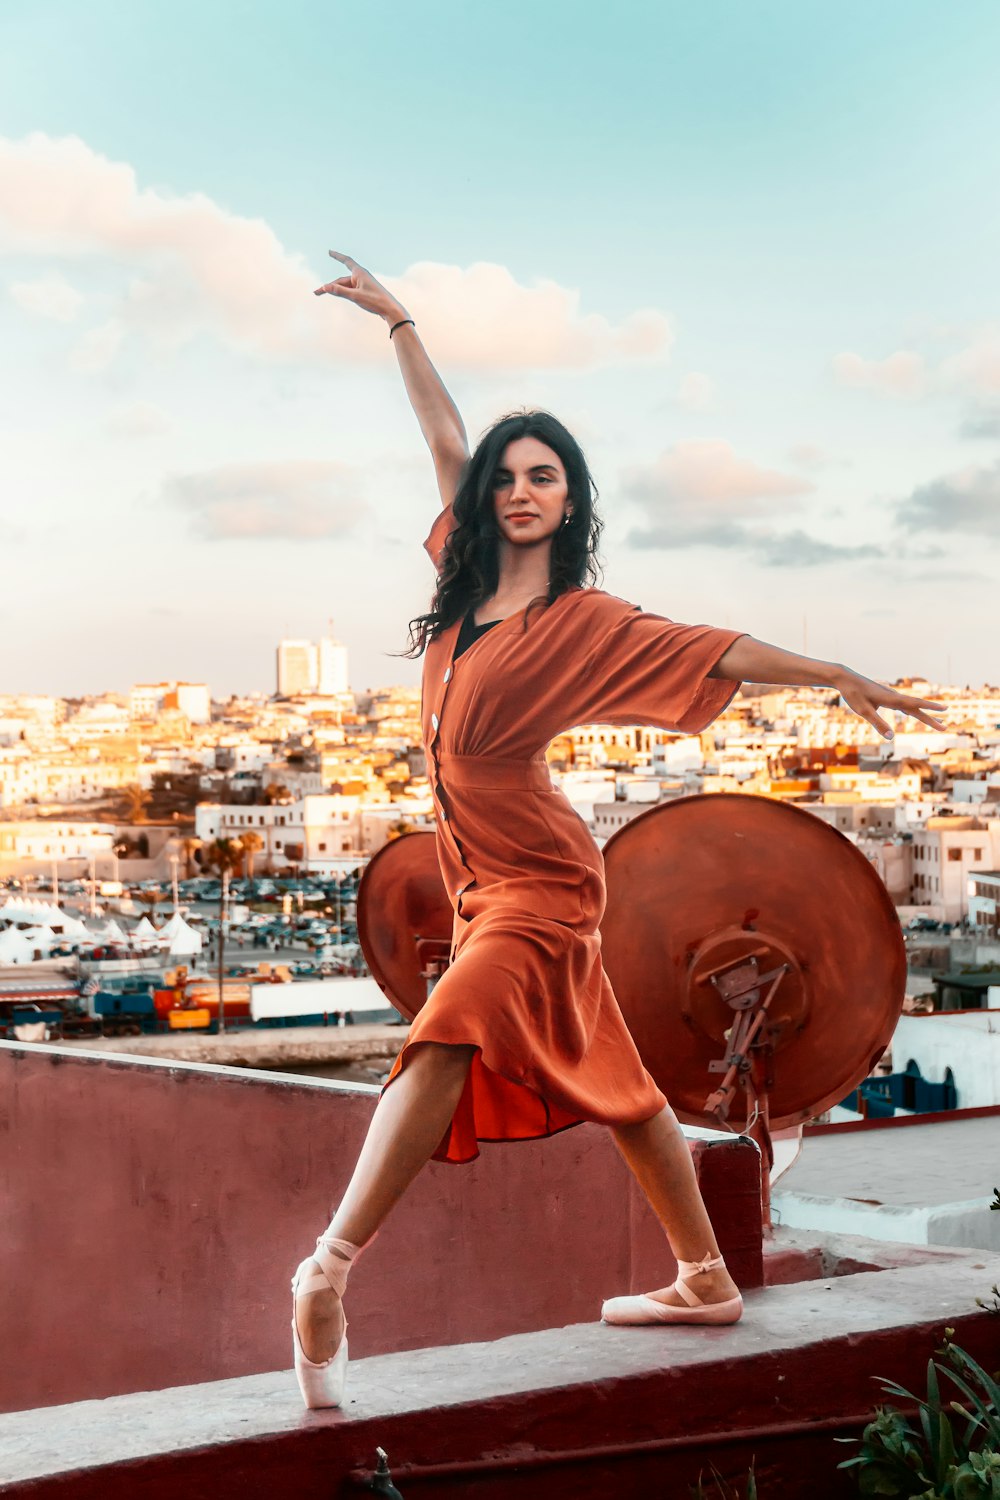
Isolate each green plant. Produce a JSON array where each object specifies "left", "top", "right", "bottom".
[
  {"left": 690, "top": 1464, "right": 757, "bottom": 1499},
  {"left": 989, "top": 1188, "right": 999, "bottom": 1213},
  {"left": 839, "top": 1338, "right": 1000, "bottom": 1497},
  {"left": 975, "top": 1287, "right": 1000, "bottom": 1318}
]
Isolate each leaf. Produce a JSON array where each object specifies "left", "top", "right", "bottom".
[
  {"left": 935, "top": 1412, "right": 956, "bottom": 1486},
  {"left": 938, "top": 1363, "right": 1000, "bottom": 1446}
]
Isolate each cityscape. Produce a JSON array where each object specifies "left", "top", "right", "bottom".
[{"left": 1, "top": 635, "right": 998, "bottom": 933}]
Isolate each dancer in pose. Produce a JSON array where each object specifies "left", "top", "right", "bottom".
[{"left": 291, "top": 252, "right": 945, "bottom": 1408}]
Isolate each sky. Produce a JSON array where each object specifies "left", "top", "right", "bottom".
[{"left": 1, "top": 0, "right": 998, "bottom": 698}]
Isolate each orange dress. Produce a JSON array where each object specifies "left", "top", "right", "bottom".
[{"left": 382, "top": 507, "right": 748, "bottom": 1163}]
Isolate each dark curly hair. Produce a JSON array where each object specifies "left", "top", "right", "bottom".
[{"left": 405, "top": 409, "right": 603, "bottom": 656}]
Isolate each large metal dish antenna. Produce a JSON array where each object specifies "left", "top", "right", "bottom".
[
  {"left": 600, "top": 793, "right": 905, "bottom": 1208},
  {"left": 356, "top": 833, "right": 450, "bottom": 1021}
]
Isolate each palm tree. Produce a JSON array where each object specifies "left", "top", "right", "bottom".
[
  {"left": 239, "top": 830, "right": 264, "bottom": 880},
  {"left": 121, "top": 784, "right": 152, "bottom": 824},
  {"left": 201, "top": 837, "right": 244, "bottom": 1034}
]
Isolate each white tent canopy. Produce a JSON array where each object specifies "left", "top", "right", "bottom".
[
  {"left": 19, "top": 925, "right": 57, "bottom": 955},
  {"left": 158, "top": 911, "right": 186, "bottom": 941},
  {"left": 132, "top": 916, "right": 159, "bottom": 942},
  {"left": 167, "top": 916, "right": 203, "bottom": 956},
  {"left": 0, "top": 898, "right": 89, "bottom": 939},
  {"left": 0, "top": 928, "right": 36, "bottom": 964}
]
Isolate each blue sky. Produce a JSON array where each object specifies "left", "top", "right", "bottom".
[{"left": 2, "top": 0, "right": 998, "bottom": 696}]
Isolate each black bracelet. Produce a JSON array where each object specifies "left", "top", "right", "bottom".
[{"left": 389, "top": 318, "right": 415, "bottom": 340}]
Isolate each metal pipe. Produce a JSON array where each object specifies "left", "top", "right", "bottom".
[{"left": 347, "top": 1408, "right": 867, "bottom": 1488}]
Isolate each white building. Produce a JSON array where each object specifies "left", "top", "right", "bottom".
[
  {"left": 892, "top": 1010, "right": 1000, "bottom": 1110},
  {"left": 276, "top": 636, "right": 350, "bottom": 697},
  {"left": 195, "top": 792, "right": 420, "bottom": 870},
  {"left": 0, "top": 821, "right": 117, "bottom": 874},
  {"left": 317, "top": 636, "right": 349, "bottom": 695},
  {"left": 969, "top": 872, "right": 1000, "bottom": 936},
  {"left": 276, "top": 641, "right": 317, "bottom": 697},
  {"left": 650, "top": 735, "right": 708, "bottom": 775},
  {"left": 129, "top": 682, "right": 210, "bottom": 724},
  {"left": 910, "top": 817, "right": 1000, "bottom": 921}
]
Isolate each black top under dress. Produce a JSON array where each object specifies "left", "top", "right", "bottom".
[{"left": 454, "top": 612, "right": 500, "bottom": 661}]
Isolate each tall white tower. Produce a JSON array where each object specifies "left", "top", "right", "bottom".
[
  {"left": 317, "top": 634, "right": 349, "bottom": 695},
  {"left": 276, "top": 640, "right": 318, "bottom": 696}
]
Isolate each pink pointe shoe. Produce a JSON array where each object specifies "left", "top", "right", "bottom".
[
  {"left": 291, "top": 1233, "right": 365, "bottom": 1409},
  {"left": 601, "top": 1251, "right": 743, "bottom": 1327}
]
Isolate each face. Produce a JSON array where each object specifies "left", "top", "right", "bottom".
[{"left": 492, "top": 436, "right": 571, "bottom": 546}]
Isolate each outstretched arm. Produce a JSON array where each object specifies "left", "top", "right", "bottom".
[
  {"left": 708, "top": 636, "right": 946, "bottom": 740},
  {"left": 315, "top": 251, "right": 469, "bottom": 508}
]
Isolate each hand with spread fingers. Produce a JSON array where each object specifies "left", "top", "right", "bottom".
[
  {"left": 314, "top": 251, "right": 409, "bottom": 327},
  {"left": 834, "top": 669, "right": 947, "bottom": 740}
]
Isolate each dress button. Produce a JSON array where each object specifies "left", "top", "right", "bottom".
[
  {"left": 443, "top": 667, "right": 452, "bottom": 683},
  {"left": 431, "top": 712, "right": 439, "bottom": 731}
]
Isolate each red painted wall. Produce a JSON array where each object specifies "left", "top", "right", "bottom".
[{"left": 0, "top": 1041, "right": 761, "bottom": 1413}]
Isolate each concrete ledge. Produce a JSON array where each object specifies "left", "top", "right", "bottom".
[
  {"left": 2, "top": 1257, "right": 998, "bottom": 1499},
  {"left": 763, "top": 1227, "right": 984, "bottom": 1284}
]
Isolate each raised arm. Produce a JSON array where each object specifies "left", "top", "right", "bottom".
[
  {"left": 708, "top": 635, "right": 947, "bottom": 740},
  {"left": 315, "top": 251, "right": 469, "bottom": 509}
]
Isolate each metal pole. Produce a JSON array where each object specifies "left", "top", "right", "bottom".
[{"left": 218, "top": 865, "right": 229, "bottom": 1033}]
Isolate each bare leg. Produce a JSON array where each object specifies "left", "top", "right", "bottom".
[
  {"left": 611, "top": 1104, "right": 740, "bottom": 1305},
  {"left": 296, "top": 1041, "right": 475, "bottom": 1361}
]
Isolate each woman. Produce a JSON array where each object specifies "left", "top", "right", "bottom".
[{"left": 290, "top": 253, "right": 945, "bottom": 1408}]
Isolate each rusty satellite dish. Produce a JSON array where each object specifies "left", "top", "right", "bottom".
[
  {"left": 601, "top": 792, "right": 905, "bottom": 1137},
  {"left": 356, "top": 833, "right": 451, "bottom": 1022},
  {"left": 358, "top": 794, "right": 906, "bottom": 1185}
]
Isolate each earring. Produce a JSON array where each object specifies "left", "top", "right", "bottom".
[{"left": 563, "top": 511, "right": 572, "bottom": 526}]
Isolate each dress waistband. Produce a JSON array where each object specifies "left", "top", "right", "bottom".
[{"left": 436, "top": 753, "right": 553, "bottom": 791}]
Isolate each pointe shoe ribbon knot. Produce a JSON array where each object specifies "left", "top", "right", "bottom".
[{"left": 686, "top": 1250, "right": 721, "bottom": 1276}]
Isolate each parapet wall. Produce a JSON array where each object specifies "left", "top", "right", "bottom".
[{"left": 0, "top": 1040, "right": 762, "bottom": 1414}]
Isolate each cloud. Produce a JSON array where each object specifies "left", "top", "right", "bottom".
[
  {"left": 832, "top": 350, "right": 926, "bottom": 398},
  {"left": 160, "top": 460, "right": 367, "bottom": 540},
  {"left": 9, "top": 272, "right": 83, "bottom": 321},
  {"left": 0, "top": 132, "right": 672, "bottom": 372},
  {"left": 105, "top": 401, "right": 172, "bottom": 437},
  {"left": 387, "top": 261, "right": 672, "bottom": 369},
  {"left": 752, "top": 529, "right": 884, "bottom": 567},
  {"left": 941, "top": 327, "right": 1000, "bottom": 395},
  {"left": 895, "top": 458, "right": 1000, "bottom": 539},
  {"left": 619, "top": 445, "right": 889, "bottom": 566},
  {"left": 621, "top": 440, "right": 812, "bottom": 526},
  {"left": 627, "top": 518, "right": 884, "bottom": 567},
  {"left": 958, "top": 404, "right": 1000, "bottom": 440}
]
